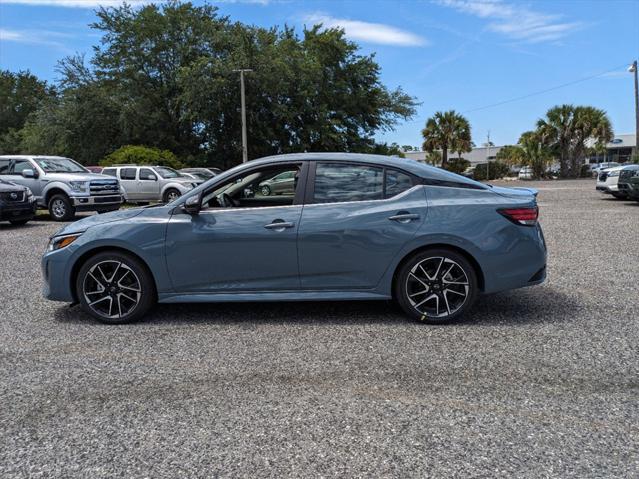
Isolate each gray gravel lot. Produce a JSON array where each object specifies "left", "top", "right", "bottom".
[{"left": 1, "top": 179, "right": 638, "bottom": 478}]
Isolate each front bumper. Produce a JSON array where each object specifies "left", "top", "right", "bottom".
[
  {"left": 71, "top": 195, "right": 123, "bottom": 210},
  {"left": 0, "top": 201, "right": 37, "bottom": 221}
]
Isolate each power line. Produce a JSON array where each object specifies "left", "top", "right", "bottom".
[{"left": 463, "top": 63, "right": 630, "bottom": 114}]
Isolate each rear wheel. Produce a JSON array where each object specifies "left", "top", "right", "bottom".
[
  {"left": 76, "top": 251, "right": 156, "bottom": 324},
  {"left": 48, "top": 194, "right": 75, "bottom": 221},
  {"left": 260, "top": 185, "right": 271, "bottom": 196},
  {"left": 395, "top": 248, "right": 478, "bottom": 324}
]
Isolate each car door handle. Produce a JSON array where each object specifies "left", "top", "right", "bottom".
[
  {"left": 264, "top": 220, "right": 295, "bottom": 230},
  {"left": 388, "top": 212, "right": 420, "bottom": 223}
]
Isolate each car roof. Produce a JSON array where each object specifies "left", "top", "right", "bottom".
[
  {"left": 0, "top": 155, "right": 71, "bottom": 160},
  {"left": 250, "top": 153, "right": 485, "bottom": 187}
]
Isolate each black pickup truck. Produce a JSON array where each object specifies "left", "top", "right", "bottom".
[{"left": 0, "top": 179, "right": 36, "bottom": 225}]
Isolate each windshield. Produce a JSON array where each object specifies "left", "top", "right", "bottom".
[
  {"left": 155, "top": 167, "right": 181, "bottom": 179},
  {"left": 35, "top": 158, "right": 87, "bottom": 173}
]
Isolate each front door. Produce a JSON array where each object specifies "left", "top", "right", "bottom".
[
  {"left": 298, "top": 162, "right": 426, "bottom": 290},
  {"left": 165, "top": 162, "right": 306, "bottom": 293},
  {"left": 137, "top": 168, "right": 160, "bottom": 201}
]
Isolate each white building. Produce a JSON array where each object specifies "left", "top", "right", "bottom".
[
  {"left": 586, "top": 133, "right": 637, "bottom": 164},
  {"left": 403, "top": 146, "right": 503, "bottom": 166}
]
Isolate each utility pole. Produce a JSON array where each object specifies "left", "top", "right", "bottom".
[
  {"left": 233, "top": 69, "right": 253, "bottom": 163},
  {"left": 486, "top": 131, "right": 491, "bottom": 179},
  {"left": 629, "top": 61, "right": 639, "bottom": 162}
]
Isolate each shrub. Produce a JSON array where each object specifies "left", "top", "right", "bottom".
[
  {"left": 100, "top": 145, "right": 183, "bottom": 169},
  {"left": 443, "top": 157, "right": 471, "bottom": 175},
  {"left": 473, "top": 161, "right": 509, "bottom": 181}
]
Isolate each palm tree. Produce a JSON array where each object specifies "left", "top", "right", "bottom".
[
  {"left": 536, "top": 104, "right": 613, "bottom": 178},
  {"left": 518, "top": 131, "right": 552, "bottom": 179},
  {"left": 421, "top": 110, "right": 471, "bottom": 169}
]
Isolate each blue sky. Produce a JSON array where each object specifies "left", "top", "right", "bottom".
[{"left": 0, "top": 0, "right": 638, "bottom": 147}]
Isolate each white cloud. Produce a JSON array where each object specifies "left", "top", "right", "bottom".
[
  {"left": 0, "top": 27, "right": 72, "bottom": 49},
  {"left": 305, "top": 13, "right": 427, "bottom": 47},
  {"left": 0, "top": 0, "right": 268, "bottom": 5},
  {"left": 437, "top": 0, "right": 583, "bottom": 43},
  {"left": 0, "top": 0, "right": 150, "bottom": 6}
]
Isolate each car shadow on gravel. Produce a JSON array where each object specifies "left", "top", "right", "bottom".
[
  {"left": 0, "top": 222, "right": 46, "bottom": 231},
  {"left": 53, "top": 285, "right": 579, "bottom": 327}
]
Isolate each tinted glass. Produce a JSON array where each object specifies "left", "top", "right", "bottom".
[
  {"left": 385, "top": 169, "right": 413, "bottom": 198},
  {"left": 139, "top": 168, "right": 156, "bottom": 180},
  {"left": 155, "top": 167, "right": 180, "bottom": 178},
  {"left": 11, "top": 160, "right": 33, "bottom": 174},
  {"left": 0, "top": 159, "right": 11, "bottom": 174},
  {"left": 120, "top": 168, "right": 136, "bottom": 180},
  {"left": 314, "top": 163, "right": 383, "bottom": 203},
  {"left": 102, "top": 168, "right": 117, "bottom": 177}
]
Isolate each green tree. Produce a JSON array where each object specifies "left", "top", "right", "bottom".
[
  {"left": 444, "top": 157, "right": 470, "bottom": 174},
  {"left": 536, "top": 104, "right": 613, "bottom": 178},
  {"left": 48, "top": 1, "right": 416, "bottom": 168},
  {"left": 100, "top": 145, "right": 182, "bottom": 169},
  {"left": 0, "top": 70, "right": 55, "bottom": 154},
  {"left": 496, "top": 145, "right": 525, "bottom": 167},
  {"left": 473, "top": 161, "right": 509, "bottom": 181},
  {"left": 421, "top": 110, "right": 471, "bottom": 168}
]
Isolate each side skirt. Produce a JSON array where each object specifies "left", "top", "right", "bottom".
[{"left": 158, "top": 290, "right": 392, "bottom": 304}]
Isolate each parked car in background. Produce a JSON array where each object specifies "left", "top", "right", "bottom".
[
  {"left": 179, "top": 167, "right": 219, "bottom": 181},
  {"left": 258, "top": 169, "right": 296, "bottom": 196},
  {"left": 590, "top": 162, "right": 620, "bottom": 177},
  {"left": 0, "top": 179, "right": 36, "bottom": 225},
  {"left": 85, "top": 166, "right": 103, "bottom": 174},
  {"left": 0, "top": 155, "right": 122, "bottom": 221},
  {"left": 596, "top": 165, "right": 639, "bottom": 199},
  {"left": 621, "top": 174, "right": 639, "bottom": 202},
  {"left": 518, "top": 166, "right": 533, "bottom": 180},
  {"left": 102, "top": 165, "right": 202, "bottom": 203},
  {"left": 461, "top": 166, "right": 475, "bottom": 178},
  {"left": 616, "top": 166, "right": 639, "bottom": 200},
  {"left": 42, "top": 153, "right": 546, "bottom": 325}
]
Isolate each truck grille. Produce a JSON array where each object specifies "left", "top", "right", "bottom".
[
  {"left": 0, "top": 191, "right": 25, "bottom": 202},
  {"left": 90, "top": 180, "right": 120, "bottom": 195}
]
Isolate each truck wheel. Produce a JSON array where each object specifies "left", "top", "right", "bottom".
[
  {"left": 48, "top": 194, "right": 75, "bottom": 222},
  {"left": 163, "top": 188, "right": 181, "bottom": 203}
]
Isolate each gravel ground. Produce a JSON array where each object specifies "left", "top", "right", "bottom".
[{"left": 1, "top": 179, "right": 638, "bottom": 478}]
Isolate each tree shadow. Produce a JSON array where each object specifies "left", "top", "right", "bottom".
[{"left": 53, "top": 285, "right": 579, "bottom": 328}]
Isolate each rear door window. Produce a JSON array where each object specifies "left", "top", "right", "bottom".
[
  {"left": 120, "top": 168, "right": 136, "bottom": 180},
  {"left": 385, "top": 169, "right": 414, "bottom": 198},
  {"left": 313, "top": 163, "right": 384, "bottom": 203}
]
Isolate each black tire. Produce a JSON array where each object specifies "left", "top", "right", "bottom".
[
  {"left": 260, "top": 185, "right": 271, "bottom": 196},
  {"left": 48, "top": 194, "right": 75, "bottom": 222},
  {"left": 395, "top": 248, "right": 478, "bottom": 324},
  {"left": 163, "top": 188, "right": 181, "bottom": 203},
  {"left": 76, "top": 251, "right": 156, "bottom": 324},
  {"left": 9, "top": 218, "right": 30, "bottom": 226},
  {"left": 611, "top": 192, "right": 627, "bottom": 199}
]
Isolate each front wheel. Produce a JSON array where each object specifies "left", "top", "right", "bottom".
[
  {"left": 395, "top": 249, "right": 478, "bottom": 324},
  {"left": 48, "top": 194, "right": 75, "bottom": 222},
  {"left": 163, "top": 188, "right": 181, "bottom": 203},
  {"left": 76, "top": 251, "right": 156, "bottom": 324},
  {"left": 260, "top": 185, "right": 271, "bottom": 196}
]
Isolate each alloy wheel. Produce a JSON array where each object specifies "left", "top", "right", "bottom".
[
  {"left": 82, "top": 260, "right": 142, "bottom": 320},
  {"left": 52, "top": 199, "right": 66, "bottom": 218},
  {"left": 166, "top": 191, "right": 180, "bottom": 202},
  {"left": 405, "top": 256, "right": 470, "bottom": 318}
]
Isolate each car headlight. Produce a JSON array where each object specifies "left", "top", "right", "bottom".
[
  {"left": 69, "top": 181, "right": 88, "bottom": 193},
  {"left": 47, "top": 233, "right": 82, "bottom": 252}
]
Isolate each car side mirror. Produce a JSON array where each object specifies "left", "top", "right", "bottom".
[
  {"left": 22, "top": 169, "right": 36, "bottom": 178},
  {"left": 142, "top": 174, "right": 157, "bottom": 181},
  {"left": 182, "top": 193, "right": 201, "bottom": 215}
]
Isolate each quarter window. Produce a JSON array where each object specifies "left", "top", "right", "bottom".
[
  {"left": 314, "top": 163, "right": 384, "bottom": 204},
  {"left": 120, "top": 168, "right": 136, "bottom": 180},
  {"left": 385, "top": 169, "right": 414, "bottom": 198}
]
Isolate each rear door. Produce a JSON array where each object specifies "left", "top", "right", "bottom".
[
  {"left": 297, "top": 162, "right": 426, "bottom": 290},
  {"left": 119, "top": 167, "right": 138, "bottom": 200}
]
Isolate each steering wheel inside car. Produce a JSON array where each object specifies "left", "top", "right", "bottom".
[{"left": 218, "top": 193, "right": 238, "bottom": 208}]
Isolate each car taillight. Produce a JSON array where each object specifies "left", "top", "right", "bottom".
[{"left": 498, "top": 207, "right": 538, "bottom": 226}]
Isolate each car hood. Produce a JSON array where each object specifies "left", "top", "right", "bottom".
[
  {"left": 0, "top": 180, "right": 27, "bottom": 193},
  {"left": 490, "top": 185, "right": 538, "bottom": 199},
  {"left": 44, "top": 172, "right": 118, "bottom": 182},
  {"left": 53, "top": 207, "right": 146, "bottom": 236}
]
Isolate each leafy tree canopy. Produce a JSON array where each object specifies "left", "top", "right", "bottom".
[
  {"left": 8, "top": 1, "right": 416, "bottom": 167},
  {"left": 101, "top": 145, "right": 183, "bottom": 169},
  {"left": 421, "top": 110, "right": 471, "bottom": 168}
]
